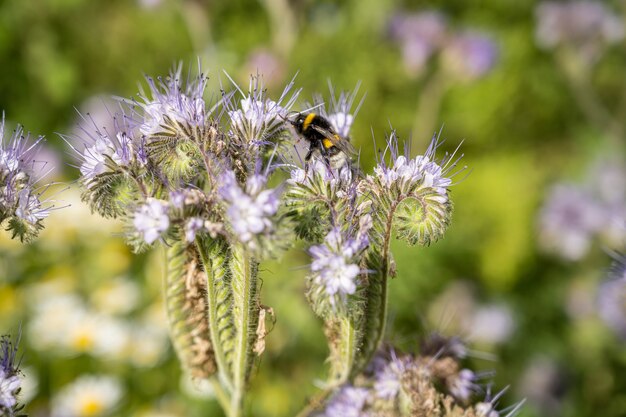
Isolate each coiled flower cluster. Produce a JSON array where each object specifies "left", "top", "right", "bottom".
[{"left": 0, "top": 115, "right": 54, "bottom": 242}]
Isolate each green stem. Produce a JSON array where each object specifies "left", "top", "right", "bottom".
[
  {"left": 412, "top": 73, "right": 449, "bottom": 147},
  {"left": 352, "top": 199, "right": 398, "bottom": 375},
  {"left": 230, "top": 243, "right": 259, "bottom": 417},
  {"left": 195, "top": 237, "right": 234, "bottom": 393},
  {"left": 210, "top": 377, "right": 232, "bottom": 416},
  {"left": 326, "top": 316, "right": 357, "bottom": 385}
]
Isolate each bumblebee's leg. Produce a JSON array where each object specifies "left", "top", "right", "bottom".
[
  {"left": 304, "top": 146, "right": 314, "bottom": 175},
  {"left": 318, "top": 142, "right": 333, "bottom": 172}
]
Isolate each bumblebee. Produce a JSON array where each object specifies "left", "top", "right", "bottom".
[{"left": 289, "top": 112, "right": 355, "bottom": 171}]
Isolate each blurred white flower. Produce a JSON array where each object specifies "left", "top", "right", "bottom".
[
  {"left": 127, "top": 323, "right": 169, "bottom": 367},
  {"left": 91, "top": 277, "right": 141, "bottom": 315},
  {"left": 468, "top": 304, "right": 516, "bottom": 345},
  {"left": 52, "top": 375, "right": 123, "bottom": 417}
]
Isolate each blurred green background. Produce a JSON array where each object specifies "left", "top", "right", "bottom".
[{"left": 1, "top": 0, "right": 626, "bottom": 416}]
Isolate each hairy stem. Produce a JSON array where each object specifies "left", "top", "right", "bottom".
[
  {"left": 352, "top": 198, "right": 398, "bottom": 375},
  {"left": 195, "top": 237, "right": 234, "bottom": 393},
  {"left": 230, "top": 242, "right": 259, "bottom": 417}
]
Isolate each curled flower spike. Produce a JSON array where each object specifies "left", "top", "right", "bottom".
[
  {"left": 64, "top": 110, "right": 146, "bottom": 218},
  {"left": 364, "top": 132, "right": 462, "bottom": 247},
  {"left": 0, "top": 114, "right": 54, "bottom": 242}
]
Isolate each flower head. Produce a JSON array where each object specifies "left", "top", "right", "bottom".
[
  {"left": 225, "top": 74, "right": 299, "bottom": 145},
  {"left": 219, "top": 170, "right": 280, "bottom": 249},
  {"left": 136, "top": 67, "right": 208, "bottom": 137},
  {"left": 309, "top": 224, "right": 370, "bottom": 307},
  {"left": 372, "top": 133, "right": 457, "bottom": 201},
  {"left": 133, "top": 198, "right": 170, "bottom": 244},
  {"left": 373, "top": 350, "right": 412, "bottom": 400}
]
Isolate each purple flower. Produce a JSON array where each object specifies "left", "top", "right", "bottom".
[
  {"left": 133, "top": 198, "right": 170, "bottom": 244},
  {"left": 324, "top": 385, "right": 369, "bottom": 417},
  {"left": 373, "top": 350, "right": 411, "bottom": 400},
  {"left": 373, "top": 134, "right": 455, "bottom": 200},
  {"left": 448, "top": 369, "right": 477, "bottom": 401},
  {"left": 136, "top": 68, "right": 208, "bottom": 136},
  {"left": 443, "top": 32, "right": 498, "bottom": 80},
  {"left": 225, "top": 74, "right": 299, "bottom": 144},
  {"left": 184, "top": 217, "right": 205, "bottom": 242},
  {"left": 310, "top": 225, "right": 370, "bottom": 305},
  {"left": 219, "top": 171, "right": 280, "bottom": 245}
]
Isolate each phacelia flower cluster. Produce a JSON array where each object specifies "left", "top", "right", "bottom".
[
  {"left": 219, "top": 170, "right": 281, "bottom": 252},
  {"left": 0, "top": 115, "right": 53, "bottom": 242},
  {"left": 388, "top": 11, "right": 498, "bottom": 80},
  {"left": 319, "top": 336, "right": 522, "bottom": 417},
  {"left": 372, "top": 133, "right": 456, "bottom": 198},
  {"left": 309, "top": 225, "right": 370, "bottom": 308},
  {"left": 225, "top": 74, "right": 300, "bottom": 145}
]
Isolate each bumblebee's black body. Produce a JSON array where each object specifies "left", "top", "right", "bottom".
[{"left": 290, "top": 112, "right": 353, "bottom": 170}]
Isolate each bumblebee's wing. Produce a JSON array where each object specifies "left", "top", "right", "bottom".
[{"left": 310, "top": 124, "right": 356, "bottom": 155}]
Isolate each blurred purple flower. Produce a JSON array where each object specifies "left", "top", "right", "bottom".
[
  {"left": 323, "top": 385, "right": 369, "bottom": 417},
  {"left": 535, "top": 1, "right": 624, "bottom": 61},
  {"left": 443, "top": 32, "right": 498, "bottom": 80},
  {"left": 449, "top": 368, "right": 478, "bottom": 402},
  {"left": 389, "top": 11, "right": 448, "bottom": 75},
  {"left": 244, "top": 49, "right": 286, "bottom": 88},
  {"left": 539, "top": 184, "right": 604, "bottom": 260},
  {"left": 373, "top": 349, "right": 411, "bottom": 399},
  {"left": 597, "top": 255, "right": 626, "bottom": 338}
]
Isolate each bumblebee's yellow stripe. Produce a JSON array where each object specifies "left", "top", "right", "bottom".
[
  {"left": 322, "top": 138, "right": 333, "bottom": 149},
  {"left": 302, "top": 113, "right": 316, "bottom": 131}
]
